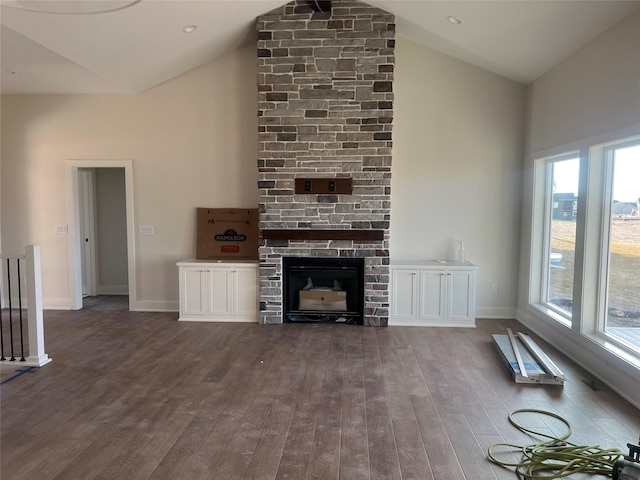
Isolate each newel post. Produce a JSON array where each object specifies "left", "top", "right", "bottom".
[{"left": 25, "top": 245, "right": 51, "bottom": 367}]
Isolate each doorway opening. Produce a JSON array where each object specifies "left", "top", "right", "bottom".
[{"left": 66, "top": 160, "right": 136, "bottom": 311}]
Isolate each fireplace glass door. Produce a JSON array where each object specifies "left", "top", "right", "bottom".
[{"left": 283, "top": 257, "right": 364, "bottom": 324}]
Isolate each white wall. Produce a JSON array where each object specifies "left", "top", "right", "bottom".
[
  {"left": 526, "top": 10, "right": 640, "bottom": 155},
  {"left": 518, "top": 10, "right": 640, "bottom": 407},
  {"left": 0, "top": 41, "right": 259, "bottom": 310},
  {"left": 392, "top": 36, "right": 526, "bottom": 318}
]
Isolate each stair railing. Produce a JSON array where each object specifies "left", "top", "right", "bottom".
[{"left": 1, "top": 245, "right": 52, "bottom": 368}]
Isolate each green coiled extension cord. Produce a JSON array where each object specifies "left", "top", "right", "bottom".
[{"left": 487, "top": 408, "right": 624, "bottom": 479}]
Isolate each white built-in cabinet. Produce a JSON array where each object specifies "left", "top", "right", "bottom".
[
  {"left": 390, "top": 261, "right": 478, "bottom": 327},
  {"left": 177, "top": 260, "right": 259, "bottom": 322}
]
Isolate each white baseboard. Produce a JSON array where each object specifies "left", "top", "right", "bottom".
[
  {"left": 132, "top": 300, "right": 178, "bottom": 312},
  {"left": 476, "top": 306, "right": 517, "bottom": 319},
  {"left": 43, "top": 298, "right": 74, "bottom": 310},
  {"left": 97, "top": 285, "right": 129, "bottom": 295},
  {"left": 41, "top": 297, "right": 178, "bottom": 312}
]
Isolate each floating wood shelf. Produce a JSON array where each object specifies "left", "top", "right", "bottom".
[
  {"left": 294, "top": 178, "right": 352, "bottom": 195},
  {"left": 262, "top": 229, "right": 384, "bottom": 241}
]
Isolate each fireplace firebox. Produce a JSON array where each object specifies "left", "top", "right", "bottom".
[{"left": 283, "top": 257, "right": 364, "bottom": 325}]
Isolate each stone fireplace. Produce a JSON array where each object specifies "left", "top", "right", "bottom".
[{"left": 256, "top": 0, "right": 395, "bottom": 326}]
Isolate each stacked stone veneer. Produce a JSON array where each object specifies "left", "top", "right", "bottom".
[{"left": 257, "top": 0, "right": 394, "bottom": 326}]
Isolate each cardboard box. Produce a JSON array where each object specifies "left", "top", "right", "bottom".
[
  {"left": 196, "top": 208, "right": 259, "bottom": 260},
  {"left": 299, "top": 290, "right": 347, "bottom": 311}
]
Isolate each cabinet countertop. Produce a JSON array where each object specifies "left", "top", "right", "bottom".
[
  {"left": 177, "top": 259, "right": 259, "bottom": 266},
  {"left": 390, "top": 260, "right": 477, "bottom": 269}
]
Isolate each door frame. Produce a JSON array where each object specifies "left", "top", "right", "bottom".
[{"left": 66, "top": 160, "right": 136, "bottom": 310}]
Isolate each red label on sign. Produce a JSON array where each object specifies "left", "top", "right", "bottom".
[{"left": 221, "top": 245, "right": 240, "bottom": 253}]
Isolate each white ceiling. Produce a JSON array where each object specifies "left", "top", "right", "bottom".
[{"left": 1, "top": 0, "right": 639, "bottom": 94}]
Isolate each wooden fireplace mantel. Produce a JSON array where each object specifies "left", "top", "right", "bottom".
[{"left": 261, "top": 229, "right": 384, "bottom": 241}]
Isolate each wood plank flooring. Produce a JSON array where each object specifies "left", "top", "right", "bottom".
[{"left": 1, "top": 296, "right": 639, "bottom": 480}]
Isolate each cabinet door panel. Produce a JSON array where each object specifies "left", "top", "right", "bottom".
[
  {"left": 234, "top": 267, "right": 258, "bottom": 319},
  {"left": 419, "top": 270, "right": 445, "bottom": 321},
  {"left": 449, "top": 271, "right": 473, "bottom": 321},
  {"left": 391, "top": 269, "right": 418, "bottom": 320},
  {"left": 208, "top": 268, "right": 232, "bottom": 316},
  {"left": 181, "top": 268, "right": 207, "bottom": 315}
]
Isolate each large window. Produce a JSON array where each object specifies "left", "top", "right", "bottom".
[
  {"left": 544, "top": 156, "right": 579, "bottom": 320},
  {"left": 603, "top": 143, "right": 640, "bottom": 349},
  {"left": 533, "top": 136, "right": 640, "bottom": 356}
]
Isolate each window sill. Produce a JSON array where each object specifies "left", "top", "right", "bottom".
[
  {"left": 530, "top": 303, "right": 572, "bottom": 329},
  {"left": 525, "top": 302, "right": 640, "bottom": 374},
  {"left": 583, "top": 331, "right": 640, "bottom": 370}
]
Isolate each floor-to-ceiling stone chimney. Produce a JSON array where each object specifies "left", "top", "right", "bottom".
[{"left": 257, "top": 0, "right": 394, "bottom": 326}]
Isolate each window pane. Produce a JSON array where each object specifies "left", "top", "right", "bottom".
[
  {"left": 546, "top": 157, "right": 579, "bottom": 317},
  {"left": 605, "top": 144, "right": 640, "bottom": 351}
]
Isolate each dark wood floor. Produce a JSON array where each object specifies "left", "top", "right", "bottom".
[{"left": 1, "top": 296, "right": 638, "bottom": 480}]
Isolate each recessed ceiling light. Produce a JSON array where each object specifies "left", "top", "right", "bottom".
[
  {"left": 183, "top": 25, "right": 198, "bottom": 34},
  {"left": 447, "top": 16, "right": 462, "bottom": 25}
]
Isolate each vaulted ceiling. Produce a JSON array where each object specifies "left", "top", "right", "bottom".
[{"left": 1, "top": 0, "right": 639, "bottom": 94}]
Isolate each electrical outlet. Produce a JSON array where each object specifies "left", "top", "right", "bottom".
[{"left": 491, "top": 283, "right": 499, "bottom": 294}]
